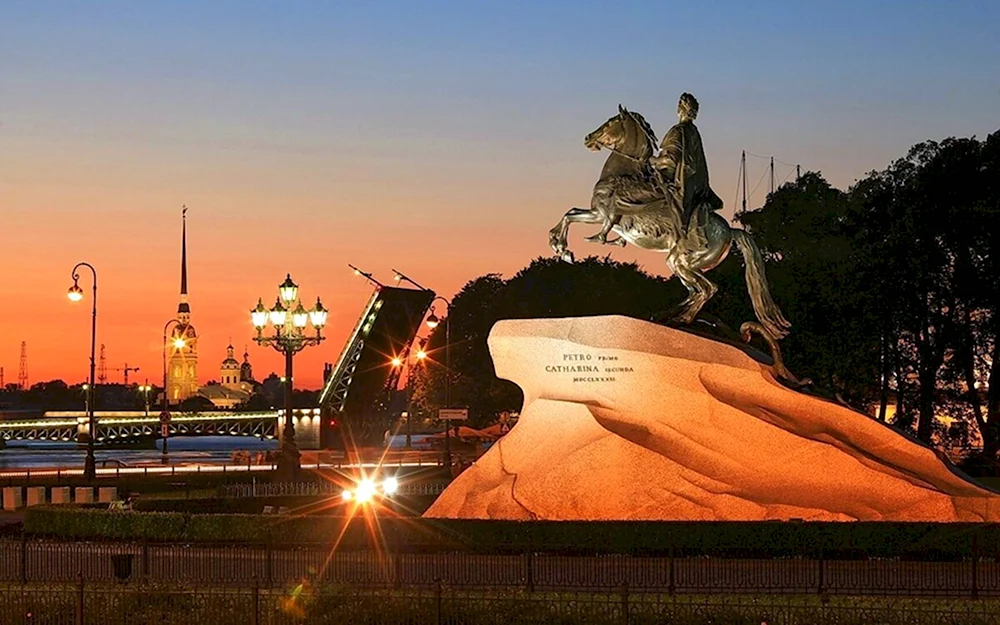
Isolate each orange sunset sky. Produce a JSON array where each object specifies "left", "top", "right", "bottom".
[{"left": 2, "top": 2, "right": 998, "bottom": 389}]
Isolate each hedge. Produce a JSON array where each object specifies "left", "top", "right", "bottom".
[{"left": 22, "top": 507, "right": 1000, "bottom": 559}]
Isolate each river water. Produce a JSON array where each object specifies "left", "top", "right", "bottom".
[
  {"left": 0, "top": 434, "right": 440, "bottom": 470},
  {"left": 0, "top": 437, "right": 278, "bottom": 470}
]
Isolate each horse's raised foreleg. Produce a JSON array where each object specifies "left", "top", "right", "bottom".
[{"left": 548, "top": 208, "right": 603, "bottom": 263}]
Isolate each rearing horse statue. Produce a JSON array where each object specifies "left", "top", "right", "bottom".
[{"left": 548, "top": 105, "right": 791, "bottom": 340}]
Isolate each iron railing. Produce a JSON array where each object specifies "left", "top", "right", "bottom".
[
  {"left": 1, "top": 538, "right": 998, "bottom": 597},
  {"left": 219, "top": 481, "right": 449, "bottom": 498}
]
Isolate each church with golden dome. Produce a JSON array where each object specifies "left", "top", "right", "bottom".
[{"left": 197, "top": 343, "right": 256, "bottom": 409}]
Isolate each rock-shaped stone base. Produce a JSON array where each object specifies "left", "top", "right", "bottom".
[{"left": 424, "top": 316, "right": 1000, "bottom": 522}]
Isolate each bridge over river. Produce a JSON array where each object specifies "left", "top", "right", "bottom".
[{"left": 0, "top": 410, "right": 286, "bottom": 445}]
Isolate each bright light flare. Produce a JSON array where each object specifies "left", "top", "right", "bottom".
[
  {"left": 173, "top": 338, "right": 186, "bottom": 349},
  {"left": 382, "top": 477, "right": 398, "bottom": 495},
  {"left": 356, "top": 479, "right": 376, "bottom": 503},
  {"left": 341, "top": 489, "right": 353, "bottom": 501}
]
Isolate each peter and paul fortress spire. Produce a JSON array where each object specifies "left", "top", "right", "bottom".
[
  {"left": 179, "top": 204, "right": 189, "bottom": 315},
  {"left": 166, "top": 205, "right": 199, "bottom": 404}
]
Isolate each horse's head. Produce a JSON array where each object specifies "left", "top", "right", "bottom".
[
  {"left": 584, "top": 105, "right": 629, "bottom": 153},
  {"left": 584, "top": 105, "right": 656, "bottom": 159}
]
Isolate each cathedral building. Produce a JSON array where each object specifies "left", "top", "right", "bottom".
[
  {"left": 166, "top": 208, "right": 199, "bottom": 404},
  {"left": 198, "top": 344, "right": 256, "bottom": 409}
]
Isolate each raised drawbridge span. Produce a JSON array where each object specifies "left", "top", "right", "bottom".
[{"left": 318, "top": 284, "right": 435, "bottom": 448}]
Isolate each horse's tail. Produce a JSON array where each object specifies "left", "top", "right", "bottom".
[{"left": 732, "top": 229, "right": 791, "bottom": 340}]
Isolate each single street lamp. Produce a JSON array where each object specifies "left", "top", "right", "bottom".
[
  {"left": 425, "top": 297, "right": 453, "bottom": 465},
  {"left": 138, "top": 381, "right": 152, "bottom": 417},
  {"left": 392, "top": 269, "right": 455, "bottom": 466},
  {"left": 407, "top": 338, "right": 428, "bottom": 449},
  {"left": 67, "top": 262, "right": 98, "bottom": 480},
  {"left": 392, "top": 336, "right": 426, "bottom": 450},
  {"left": 161, "top": 319, "right": 185, "bottom": 463},
  {"left": 251, "top": 274, "right": 327, "bottom": 478}
]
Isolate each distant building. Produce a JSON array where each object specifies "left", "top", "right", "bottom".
[
  {"left": 198, "top": 345, "right": 257, "bottom": 409},
  {"left": 240, "top": 348, "right": 254, "bottom": 385},
  {"left": 166, "top": 208, "right": 199, "bottom": 404}
]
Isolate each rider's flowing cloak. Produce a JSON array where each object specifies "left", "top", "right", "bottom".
[{"left": 658, "top": 121, "right": 723, "bottom": 226}]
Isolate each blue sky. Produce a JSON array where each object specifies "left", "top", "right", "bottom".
[{"left": 2, "top": 0, "right": 998, "bottom": 385}]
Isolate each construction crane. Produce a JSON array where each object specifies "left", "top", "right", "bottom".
[
  {"left": 106, "top": 363, "right": 141, "bottom": 385},
  {"left": 18, "top": 342, "right": 28, "bottom": 390},
  {"left": 98, "top": 345, "right": 107, "bottom": 384}
]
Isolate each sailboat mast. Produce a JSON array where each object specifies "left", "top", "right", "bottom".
[{"left": 741, "top": 150, "right": 748, "bottom": 214}]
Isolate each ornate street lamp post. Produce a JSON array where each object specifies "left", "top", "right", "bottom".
[
  {"left": 251, "top": 274, "right": 327, "bottom": 478},
  {"left": 161, "top": 319, "right": 185, "bottom": 463},
  {"left": 67, "top": 262, "right": 98, "bottom": 480}
]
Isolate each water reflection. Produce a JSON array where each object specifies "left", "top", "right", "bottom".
[{"left": 0, "top": 436, "right": 278, "bottom": 469}]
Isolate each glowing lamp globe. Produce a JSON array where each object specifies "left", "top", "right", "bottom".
[
  {"left": 425, "top": 310, "right": 440, "bottom": 329},
  {"left": 292, "top": 302, "right": 309, "bottom": 329},
  {"left": 269, "top": 298, "right": 287, "bottom": 327},
  {"left": 279, "top": 274, "right": 298, "bottom": 304},
  {"left": 67, "top": 284, "right": 84, "bottom": 302},
  {"left": 251, "top": 298, "right": 269, "bottom": 329},
  {"left": 309, "top": 297, "right": 328, "bottom": 329}
]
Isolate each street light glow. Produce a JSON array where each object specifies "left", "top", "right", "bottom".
[
  {"left": 382, "top": 477, "right": 399, "bottom": 495},
  {"left": 356, "top": 478, "right": 376, "bottom": 502},
  {"left": 67, "top": 284, "right": 84, "bottom": 302},
  {"left": 279, "top": 274, "right": 298, "bottom": 304},
  {"left": 251, "top": 298, "right": 269, "bottom": 329},
  {"left": 309, "top": 297, "right": 328, "bottom": 329},
  {"left": 269, "top": 298, "right": 287, "bottom": 327},
  {"left": 173, "top": 338, "right": 186, "bottom": 349},
  {"left": 391, "top": 357, "right": 403, "bottom": 368},
  {"left": 425, "top": 309, "right": 440, "bottom": 329},
  {"left": 292, "top": 302, "right": 309, "bottom": 328}
]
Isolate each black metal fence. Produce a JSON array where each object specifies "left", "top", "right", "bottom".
[
  {"left": 219, "top": 480, "right": 449, "bottom": 498},
  {"left": 1, "top": 538, "right": 999, "bottom": 597},
  {"left": 2, "top": 583, "right": 1000, "bottom": 625}
]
